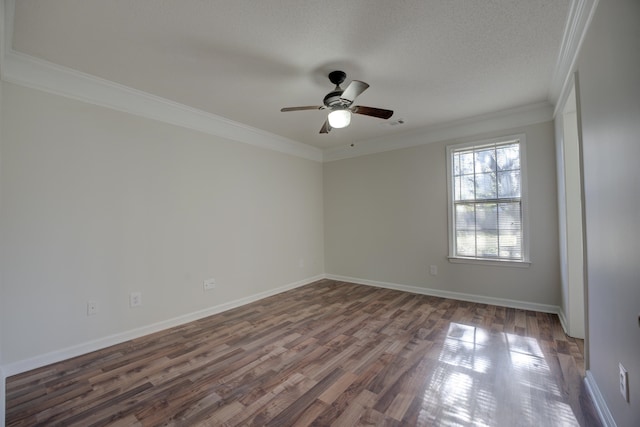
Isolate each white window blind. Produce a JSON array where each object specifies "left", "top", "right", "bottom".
[{"left": 447, "top": 136, "right": 528, "bottom": 263}]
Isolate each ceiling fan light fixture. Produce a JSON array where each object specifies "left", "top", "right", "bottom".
[{"left": 328, "top": 109, "right": 351, "bottom": 129}]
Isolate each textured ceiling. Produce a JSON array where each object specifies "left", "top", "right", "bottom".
[{"left": 11, "top": 0, "right": 571, "bottom": 149}]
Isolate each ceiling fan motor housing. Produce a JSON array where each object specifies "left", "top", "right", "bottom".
[{"left": 323, "top": 91, "right": 347, "bottom": 108}]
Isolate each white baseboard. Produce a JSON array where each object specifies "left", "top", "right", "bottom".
[
  {"left": 557, "top": 308, "right": 569, "bottom": 335},
  {"left": 325, "top": 274, "right": 561, "bottom": 314},
  {"left": 585, "top": 370, "right": 617, "bottom": 427},
  {"left": 2, "top": 275, "right": 325, "bottom": 377}
]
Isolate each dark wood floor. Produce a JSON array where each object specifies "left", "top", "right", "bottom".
[{"left": 6, "top": 279, "right": 601, "bottom": 426}]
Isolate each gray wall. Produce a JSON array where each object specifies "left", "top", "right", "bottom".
[
  {"left": 324, "top": 121, "right": 561, "bottom": 307},
  {"left": 577, "top": 0, "right": 640, "bottom": 425},
  {"left": 0, "top": 82, "right": 324, "bottom": 366}
]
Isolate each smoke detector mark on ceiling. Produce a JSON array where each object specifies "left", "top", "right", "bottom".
[{"left": 382, "top": 118, "right": 406, "bottom": 127}]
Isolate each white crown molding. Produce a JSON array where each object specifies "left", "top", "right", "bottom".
[
  {"left": 549, "top": 0, "right": 599, "bottom": 112},
  {"left": 585, "top": 371, "right": 617, "bottom": 427},
  {"left": 0, "top": 49, "right": 323, "bottom": 162},
  {"left": 1, "top": 274, "right": 325, "bottom": 377},
  {"left": 323, "top": 102, "right": 554, "bottom": 162},
  {"left": 326, "top": 274, "right": 561, "bottom": 314}
]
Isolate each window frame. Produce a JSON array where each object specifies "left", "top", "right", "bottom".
[{"left": 446, "top": 134, "right": 530, "bottom": 266}]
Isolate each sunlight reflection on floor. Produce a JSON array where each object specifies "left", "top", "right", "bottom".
[{"left": 417, "top": 322, "right": 580, "bottom": 426}]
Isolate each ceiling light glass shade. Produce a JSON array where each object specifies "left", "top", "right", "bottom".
[{"left": 328, "top": 109, "right": 351, "bottom": 128}]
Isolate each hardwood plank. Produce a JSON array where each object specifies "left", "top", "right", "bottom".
[
  {"left": 332, "top": 389, "right": 377, "bottom": 425},
  {"left": 287, "top": 399, "right": 328, "bottom": 427},
  {"left": 259, "top": 369, "right": 340, "bottom": 426},
  {"left": 317, "top": 371, "right": 358, "bottom": 405},
  {"left": 385, "top": 356, "right": 434, "bottom": 422}
]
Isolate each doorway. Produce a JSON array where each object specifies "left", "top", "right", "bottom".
[{"left": 556, "top": 76, "right": 586, "bottom": 339}]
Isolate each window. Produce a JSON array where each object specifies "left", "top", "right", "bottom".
[{"left": 446, "top": 135, "right": 529, "bottom": 264}]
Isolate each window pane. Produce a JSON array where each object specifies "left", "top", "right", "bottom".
[
  {"left": 456, "top": 202, "right": 476, "bottom": 256},
  {"left": 456, "top": 230, "right": 476, "bottom": 256},
  {"left": 498, "top": 202, "right": 522, "bottom": 259},
  {"left": 475, "top": 172, "right": 496, "bottom": 199},
  {"left": 497, "top": 170, "right": 521, "bottom": 198},
  {"left": 460, "top": 175, "right": 475, "bottom": 200},
  {"left": 497, "top": 143, "right": 520, "bottom": 171},
  {"left": 455, "top": 203, "right": 475, "bottom": 231},
  {"left": 459, "top": 151, "right": 474, "bottom": 174},
  {"left": 475, "top": 148, "right": 496, "bottom": 173},
  {"left": 477, "top": 230, "right": 498, "bottom": 257},
  {"left": 476, "top": 203, "right": 498, "bottom": 232},
  {"left": 498, "top": 202, "right": 521, "bottom": 231},
  {"left": 498, "top": 231, "right": 522, "bottom": 259},
  {"left": 476, "top": 203, "right": 498, "bottom": 257}
]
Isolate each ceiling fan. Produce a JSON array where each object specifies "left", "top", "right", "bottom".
[{"left": 281, "top": 70, "right": 394, "bottom": 134}]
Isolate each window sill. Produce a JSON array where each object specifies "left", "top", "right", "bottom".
[{"left": 447, "top": 256, "right": 531, "bottom": 268}]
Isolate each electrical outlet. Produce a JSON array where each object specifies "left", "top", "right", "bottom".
[
  {"left": 87, "top": 300, "right": 98, "bottom": 316},
  {"left": 620, "top": 363, "right": 629, "bottom": 402},
  {"left": 429, "top": 265, "right": 438, "bottom": 276},
  {"left": 203, "top": 278, "right": 216, "bottom": 291},
  {"left": 130, "top": 292, "right": 142, "bottom": 307}
]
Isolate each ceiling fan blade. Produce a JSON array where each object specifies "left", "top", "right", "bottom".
[
  {"left": 340, "top": 80, "right": 369, "bottom": 103},
  {"left": 281, "top": 106, "right": 323, "bottom": 112},
  {"left": 320, "top": 120, "right": 332, "bottom": 134},
  {"left": 351, "top": 105, "right": 394, "bottom": 120}
]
